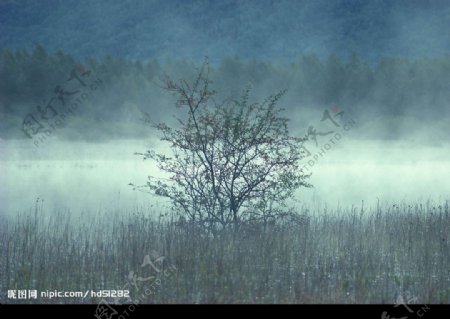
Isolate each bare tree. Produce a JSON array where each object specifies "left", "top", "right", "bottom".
[{"left": 133, "top": 61, "right": 311, "bottom": 234}]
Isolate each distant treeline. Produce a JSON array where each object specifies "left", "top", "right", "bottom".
[{"left": 1, "top": 45, "right": 449, "bottom": 140}]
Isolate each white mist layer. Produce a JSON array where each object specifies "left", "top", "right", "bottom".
[{"left": 1, "top": 138, "right": 449, "bottom": 217}]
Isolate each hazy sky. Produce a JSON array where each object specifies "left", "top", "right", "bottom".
[{"left": 1, "top": 0, "right": 450, "bottom": 63}]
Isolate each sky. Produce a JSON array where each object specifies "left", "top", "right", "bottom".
[{"left": 1, "top": 0, "right": 450, "bottom": 63}]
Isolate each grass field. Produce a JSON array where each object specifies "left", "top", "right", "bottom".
[{"left": 1, "top": 200, "right": 449, "bottom": 304}]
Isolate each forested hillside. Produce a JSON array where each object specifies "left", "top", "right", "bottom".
[{"left": 1, "top": 46, "right": 450, "bottom": 140}]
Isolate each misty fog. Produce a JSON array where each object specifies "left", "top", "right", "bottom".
[{"left": 1, "top": 133, "right": 449, "bottom": 218}]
